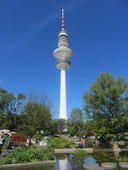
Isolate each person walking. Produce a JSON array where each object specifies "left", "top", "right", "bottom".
[
  {"left": 4, "top": 134, "right": 12, "bottom": 153},
  {"left": 0, "top": 135, "right": 5, "bottom": 156}
]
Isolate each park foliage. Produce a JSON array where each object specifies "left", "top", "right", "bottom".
[
  {"left": 0, "top": 72, "right": 128, "bottom": 140},
  {"left": 0, "top": 146, "right": 55, "bottom": 164},
  {"left": 83, "top": 72, "right": 128, "bottom": 139}
]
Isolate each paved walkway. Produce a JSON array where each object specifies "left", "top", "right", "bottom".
[
  {"left": 54, "top": 148, "right": 93, "bottom": 153},
  {"left": 54, "top": 147, "right": 128, "bottom": 153},
  {"left": 0, "top": 160, "right": 56, "bottom": 170},
  {"left": 83, "top": 163, "right": 105, "bottom": 170}
]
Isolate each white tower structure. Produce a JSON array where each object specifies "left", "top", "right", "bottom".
[{"left": 53, "top": 9, "right": 73, "bottom": 120}]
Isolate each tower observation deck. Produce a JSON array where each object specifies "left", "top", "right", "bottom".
[{"left": 53, "top": 9, "right": 73, "bottom": 120}]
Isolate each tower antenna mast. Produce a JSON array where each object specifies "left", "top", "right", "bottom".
[{"left": 61, "top": 9, "right": 65, "bottom": 31}]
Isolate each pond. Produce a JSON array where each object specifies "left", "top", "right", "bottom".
[{"left": 16, "top": 151, "right": 128, "bottom": 170}]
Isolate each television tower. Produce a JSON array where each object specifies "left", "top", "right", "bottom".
[{"left": 53, "top": 9, "right": 73, "bottom": 120}]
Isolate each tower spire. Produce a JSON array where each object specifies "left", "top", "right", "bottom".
[{"left": 61, "top": 9, "right": 65, "bottom": 31}]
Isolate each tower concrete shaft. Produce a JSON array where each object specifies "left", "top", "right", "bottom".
[
  {"left": 53, "top": 9, "right": 72, "bottom": 120},
  {"left": 60, "top": 68, "right": 67, "bottom": 119}
]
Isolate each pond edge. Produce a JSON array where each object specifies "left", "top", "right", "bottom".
[
  {"left": 0, "top": 160, "right": 56, "bottom": 170},
  {"left": 1, "top": 148, "right": 128, "bottom": 169}
]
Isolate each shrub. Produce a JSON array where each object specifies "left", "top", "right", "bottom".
[
  {"left": 11, "top": 134, "right": 22, "bottom": 142},
  {"left": 74, "top": 149, "right": 87, "bottom": 159},
  {"left": 0, "top": 146, "right": 55, "bottom": 164},
  {"left": 47, "top": 137, "right": 76, "bottom": 148},
  {"left": 17, "top": 132, "right": 27, "bottom": 142},
  {"left": 33, "top": 134, "right": 42, "bottom": 141},
  {"left": 11, "top": 132, "right": 27, "bottom": 143}
]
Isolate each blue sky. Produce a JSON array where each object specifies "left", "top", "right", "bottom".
[{"left": 0, "top": 0, "right": 128, "bottom": 119}]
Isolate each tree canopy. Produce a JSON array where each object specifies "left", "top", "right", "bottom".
[
  {"left": 68, "top": 108, "right": 85, "bottom": 137},
  {"left": 0, "top": 88, "right": 26, "bottom": 130},
  {"left": 69, "top": 108, "right": 83, "bottom": 122},
  {"left": 83, "top": 72, "right": 128, "bottom": 139},
  {"left": 20, "top": 93, "right": 52, "bottom": 135}
]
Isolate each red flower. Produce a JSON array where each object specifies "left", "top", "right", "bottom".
[{"left": 12, "top": 134, "right": 22, "bottom": 142}]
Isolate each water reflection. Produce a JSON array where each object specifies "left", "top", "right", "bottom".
[
  {"left": 56, "top": 154, "right": 70, "bottom": 170},
  {"left": 85, "top": 156, "right": 96, "bottom": 165},
  {"left": 114, "top": 151, "right": 120, "bottom": 158},
  {"left": 56, "top": 153, "right": 83, "bottom": 170},
  {"left": 59, "top": 158, "right": 68, "bottom": 170}
]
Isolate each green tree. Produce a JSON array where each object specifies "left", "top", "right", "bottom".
[
  {"left": 0, "top": 88, "right": 26, "bottom": 130},
  {"left": 69, "top": 108, "right": 83, "bottom": 122},
  {"left": 68, "top": 108, "right": 85, "bottom": 137},
  {"left": 21, "top": 93, "right": 52, "bottom": 136},
  {"left": 47, "top": 119, "right": 58, "bottom": 135},
  {"left": 49, "top": 119, "right": 67, "bottom": 135},
  {"left": 83, "top": 72, "right": 128, "bottom": 139}
]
